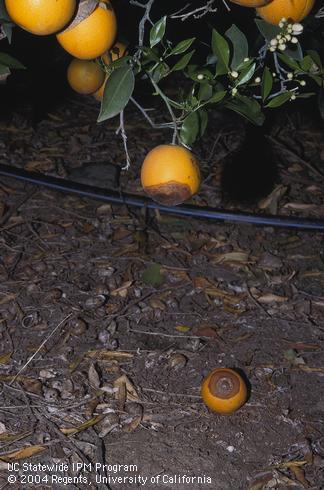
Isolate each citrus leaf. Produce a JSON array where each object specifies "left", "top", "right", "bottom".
[
  {"left": 255, "top": 19, "right": 281, "bottom": 41},
  {"left": 97, "top": 66, "right": 134, "bottom": 122},
  {"left": 0, "top": 52, "right": 25, "bottom": 69},
  {"left": 237, "top": 62, "right": 256, "bottom": 86},
  {"left": 225, "top": 95, "right": 264, "bottom": 125},
  {"left": 180, "top": 111, "right": 200, "bottom": 145},
  {"left": 150, "top": 16, "right": 166, "bottom": 48},
  {"left": 266, "top": 91, "right": 292, "bottom": 108},
  {"left": 141, "top": 264, "right": 164, "bottom": 287},
  {"left": 212, "top": 29, "right": 230, "bottom": 74},
  {"left": 261, "top": 67, "right": 273, "bottom": 101},
  {"left": 169, "top": 38, "right": 195, "bottom": 56},
  {"left": 277, "top": 53, "right": 301, "bottom": 71},
  {"left": 170, "top": 50, "right": 195, "bottom": 72},
  {"left": 225, "top": 24, "right": 248, "bottom": 70},
  {"left": 208, "top": 90, "right": 226, "bottom": 104},
  {"left": 0, "top": 0, "right": 10, "bottom": 21}
]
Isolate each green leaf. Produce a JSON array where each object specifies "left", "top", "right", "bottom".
[
  {"left": 169, "top": 38, "right": 195, "bottom": 56},
  {"left": 307, "top": 50, "right": 322, "bottom": 69},
  {"left": 0, "top": 52, "right": 25, "bottom": 69},
  {"left": 277, "top": 53, "right": 301, "bottom": 71},
  {"left": 255, "top": 19, "right": 281, "bottom": 41},
  {"left": 212, "top": 29, "right": 230, "bottom": 74},
  {"left": 261, "top": 67, "right": 273, "bottom": 101},
  {"left": 266, "top": 91, "right": 292, "bottom": 108},
  {"left": 150, "top": 16, "right": 167, "bottom": 48},
  {"left": 180, "top": 112, "right": 199, "bottom": 145},
  {"left": 1, "top": 23, "right": 13, "bottom": 43},
  {"left": 97, "top": 66, "right": 134, "bottom": 122},
  {"left": 0, "top": 0, "right": 10, "bottom": 21},
  {"left": 170, "top": 50, "right": 194, "bottom": 72},
  {"left": 225, "top": 24, "right": 248, "bottom": 70},
  {"left": 0, "top": 63, "right": 10, "bottom": 78},
  {"left": 299, "top": 55, "right": 314, "bottom": 72},
  {"left": 225, "top": 95, "right": 264, "bottom": 125},
  {"left": 198, "top": 83, "right": 213, "bottom": 102},
  {"left": 141, "top": 264, "right": 164, "bottom": 287},
  {"left": 198, "top": 108, "right": 208, "bottom": 137},
  {"left": 208, "top": 90, "right": 226, "bottom": 104},
  {"left": 285, "top": 43, "right": 303, "bottom": 61},
  {"left": 151, "top": 62, "right": 170, "bottom": 82},
  {"left": 237, "top": 62, "right": 256, "bottom": 86}
]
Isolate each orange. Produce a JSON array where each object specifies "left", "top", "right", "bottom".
[
  {"left": 67, "top": 59, "right": 105, "bottom": 95},
  {"left": 57, "top": 2, "right": 117, "bottom": 60},
  {"left": 5, "top": 0, "right": 76, "bottom": 35},
  {"left": 94, "top": 42, "right": 128, "bottom": 101},
  {"left": 101, "top": 41, "right": 128, "bottom": 65},
  {"left": 256, "top": 0, "right": 315, "bottom": 24},
  {"left": 141, "top": 144, "right": 201, "bottom": 206},
  {"left": 229, "top": 0, "right": 270, "bottom": 7},
  {"left": 201, "top": 368, "right": 248, "bottom": 415}
]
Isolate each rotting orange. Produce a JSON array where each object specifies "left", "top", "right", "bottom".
[
  {"left": 5, "top": 0, "right": 76, "bottom": 35},
  {"left": 93, "top": 42, "right": 128, "bottom": 102},
  {"left": 201, "top": 368, "right": 248, "bottom": 415},
  {"left": 67, "top": 59, "right": 105, "bottom": 95},
  {"left": 256, "top": 0, "right": 315, "bottom": 24},
  {"left": 229, "top": 0, "right": 271, "bottom": 7},
  {"left": 57, "top": 1, "right": 117, "bottom": 60},
  {"left": 140, "top": 144, "right": 201, "bottom": 206}
]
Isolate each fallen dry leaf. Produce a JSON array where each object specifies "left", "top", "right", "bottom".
[
  {"left": 85, "top": 350, "right": 133, "bottom": 360},
  {"left": 0, "top": 445, "right": 47, "bottom": 462},
  {"left": 60, "top": 415, "right": 104, "bottom": 435},
  {"left": 257, "top": 293, "right": 288, "bottom": 304},
  {"left": 0, "top": 352, "right": 12, "bottom": 364},
  {"left": 114, "top": 374, "right": 140, "bottom": 402},
  {"left": 111, "top": 280, "right": 133, "bottom": 298}
]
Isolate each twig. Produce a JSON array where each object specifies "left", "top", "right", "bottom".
[{"left": 9, "top": 313, "right": 72, "bottom": 385}]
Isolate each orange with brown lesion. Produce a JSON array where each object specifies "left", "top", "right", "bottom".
[
  {"left": 201, "top": 368, "right": 248, "bottom": 414},
  {"left": 140, "top": 144, "right": 201, "bottom": 206}
]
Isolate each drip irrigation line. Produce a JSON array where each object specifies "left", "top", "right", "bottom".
[{"left": 0, "top": 163, "right": 323, "bottom": 231}]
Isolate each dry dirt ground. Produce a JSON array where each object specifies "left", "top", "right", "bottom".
[{"left": 0, "top": 96, "right": 323, "bottom": 490}]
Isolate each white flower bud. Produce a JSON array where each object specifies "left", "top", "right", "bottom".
[
  {"left": 270, "top": 38, "right": 278, "bottom": 46},
  {"left": 292, "top": 23, "right": 303, "bottom": 35},
  {"left": 231, "top": 87, "right": 238, "bottom": 96},
  {"left": 281, "top": 17, "right": 287, "bottom": 22},
  {"left": 287, "top": 72, "right": 293, "bottom": 80},
  {"left": 276, "top": 34, "right": 281, "bottom": 40},
  {"left": 290, "top": 94, "right": 296, "bottom": 100},
  {"left": 230, "top": 71, "right": 239, "bottom": 78},
  {"left": 300, "top": 80, "right": 306, "bottom": 86},
  {"left": 269, "top": 46, "right": 276, "bottom": 52},
  {"left": 287, "top": 27, "right": 293, "bottom": 33},
  {"left": 291, "top": 37, "right": 298, "bottom": 44},
  {"left": 254, "top": 77, "right": 261, "bottom": 83},
  {"left": 243, "top": 57, "right": 250, "bottom": 62},
  {"left": 285, "top": 34, "right": 292, "bottom": 41},
  {"left": 278, "top": 38, "right": 285, "bottom": 44},
  {"left": 278, "top": 44, "right": 286, "bottom": 51},
  {"left": 279, "top": 21, "right": 284, "bottom": 28},
  {"left": 272, "top": 72, "right": 276, "bottom": 77},
  {"left": 197, "top": 74, "right": 204, "bottom": 80}
]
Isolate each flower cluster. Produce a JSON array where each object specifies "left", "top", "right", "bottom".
[{"left": 269, "top": 18, "right": 304, "bottom": 52}]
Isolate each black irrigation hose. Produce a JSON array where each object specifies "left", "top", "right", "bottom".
[{"left": 0, "top": 163, "right": 324, "bottom": 231}]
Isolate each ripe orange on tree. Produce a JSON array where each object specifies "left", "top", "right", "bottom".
[
  {"left": 256, "top": 0, "right": 315, "bottom": 24},
  {"left": 57, "top": 1, "right": 117, "bottom": 60},
  {"left": 67, "top": 59, "right": 105, "bottom": 95},
  {"left": 140, "top": 144, "right": 201, "bottom": 206},
  {"left": 5, "top": 0, "right": 76, "bottom": 36},
  {"left": 93, "top": 42, "right": 128, "bottom": 101}
]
